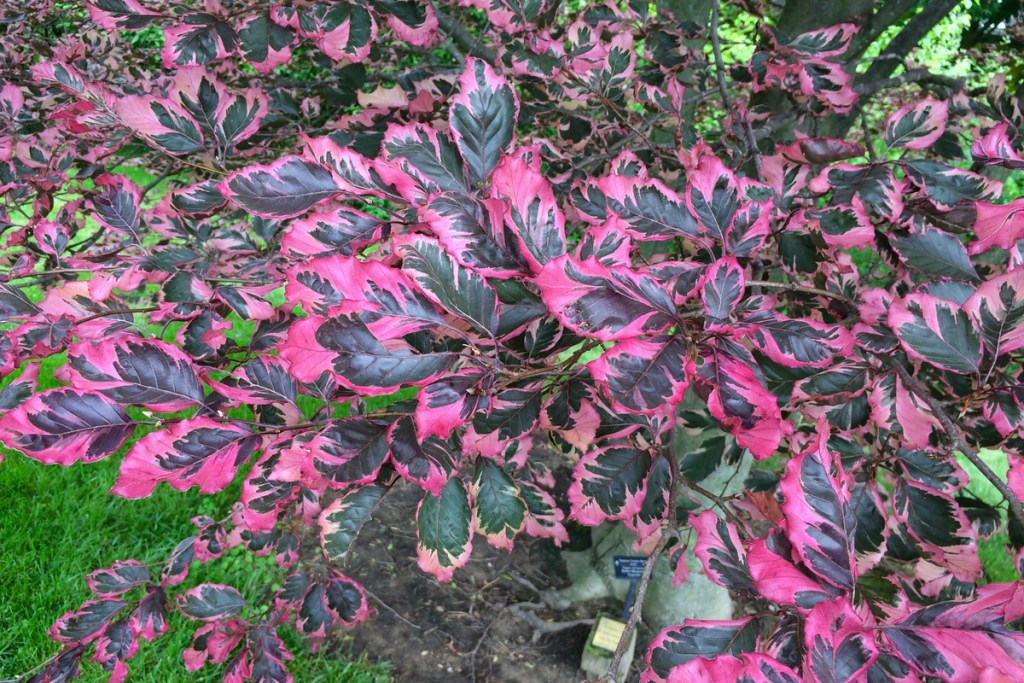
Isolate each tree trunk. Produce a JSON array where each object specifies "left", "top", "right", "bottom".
[
  {"left": 775, "top": 0, "right": 875, "bottom": 38},
  {"left": 855, "top": 0, "right": 963, "bottom": 91}
]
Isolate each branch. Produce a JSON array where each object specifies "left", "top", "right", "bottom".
[
  {"left": 845, "top": 0, "right": 919, "bottom": 59},
  {"left": 746, "top": 280, "right": 852, "bottom": 304},
  {"left": 434, "top": 6, "right": 496, "bottom": 63},
  {"left": 892, "top": 363, "right": 1024, "bottom": 528},
  {"left": 854, "top": 67, "right": 965, "bottom": 97},
  {"left": 74, "top": 306, "right": 160, "bottom": 325},
  {"left": 710, "top": 0, "right": 762, "bottom": 178},
  {"left": 854, "top": 0, "right": 961, "bottom": 93}
]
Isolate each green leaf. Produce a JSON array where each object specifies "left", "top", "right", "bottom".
[
  {"left": 416, "top": 476, "right": 473, "bottom": 581},
  {"left": 889, "top": 228, "right": 979, "bottom": 283},
  {"left": 319, "top": 485, "right": 386, "bottom": 563},
  {"left": 397, "top": 235, "right": 499, "bottom": 335},
  {"left": 471, "top": 458, "right": 526, "bottom": 549}
]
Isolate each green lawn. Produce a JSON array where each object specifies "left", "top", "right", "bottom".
[
  {"left": 0, "top": 448, "right": 391, "bottom": 682},
  {"left": 0, "top": 351, "right": 389, "bottom": 681}
]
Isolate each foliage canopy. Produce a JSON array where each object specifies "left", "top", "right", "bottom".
[{"left": 3, "top": 0, "right": 1024, "bottom": 681}]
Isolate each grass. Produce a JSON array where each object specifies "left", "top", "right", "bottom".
[
  {"left": 960, "top": 450, "right": 1020, "bottom": 584},
  {"left": 0, "top": 244, "right": 391, "bottom": 680},
  {"left": 0, "top": 433, "right": 391, "bottom": 681}
]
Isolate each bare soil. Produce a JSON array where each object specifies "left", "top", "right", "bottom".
[{"left": 325, "top": 484, "right": 648, "bottom": 683}]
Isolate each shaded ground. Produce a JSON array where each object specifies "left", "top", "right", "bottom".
[{"left": 327, "top": 484, "right": 645, "bottom": 683}]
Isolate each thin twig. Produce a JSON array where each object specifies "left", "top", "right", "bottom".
[
  {"left": 746, "top": 280, "right": 852, "bottom": 304},
  {"left": 139, "top": 163, "right": 177, "bottom": 200},
  {"left": 434, "top": 5, "right": 496, "bottom": 62},
  {"left": 892, "top": 363, "right": 1024, "bottom": 527},
  {"left": 364, "top": 586, "right": 422, "bottom": 630},
  {"left": 860, "top": 107, "right": 877, "bottom": 162},
  {"left": 74, "top": 306, "right": 160, "bottom": 325},
  {"left": 468, "top": 611, "right": 498, "bottom": 682},
  {"left": 710, "top": 0, "right": 761, "bottom": 178}
]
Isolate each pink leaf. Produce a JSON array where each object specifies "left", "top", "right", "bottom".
[
  {"left": 748, "top": 532, "right": 838, "bottom": 611},
  {"left": 296, "top": 3, "right": 377, "bottom": 63},
  {"left": 692, "top": 346, "right": 786, "bottom": 460},
  {"left": 968, "top": 199, "right": 1024, "bottom": 255},
  {"left": 568, "top": 443, "right": 651, "bottom": 525},
  {"left": 87, "top": 560, "right": 150, "bottom": 597},
  {"left": 490, "top": 151, "right": 567, "bottom": 273},
  {"left": 113, "top": 418, "right": 259, "bottom": 498},
  {"left": 91, "top": 174, "right": 143, "bottom": 243},
  {"left": 888, "top": 292, "right": 982, "bottom": 375},
  {"left": 115, "top": 95, "right": 205, "bottom": 156},
  {"left": 161, "top": 14, "right": 238, "bottom": 68},
  {"left": 535, "top": 255, "right": 678, "bottom": 341},
  {"left": 780, "top": 23, "right": 859, "bottom": 57},
  {"left": 519, "top": 480, "right": 568, "bottom": 545},
  {"left": 964, "top": 269, "right": 1024, "bottom": 358},
  {"left": 281, "top": 205, "right": 383, "bottom": 257},
  {"left": 449, "top": 58, "right": 519, "bottom": 184},
  {"left": 0, "top": 388, "right": 135, "bottom": 465},
  {"left": 803, "top": 598, "right": 878, "bottom": 683},
  {"left": 699, "top": 256, "right": 745, "bottom": 327},
  {"left": 665, "top": 653, "right": 802, "bottom": 683},
  {"left": 589, "top": 336, "right": 691, "bottom": 414},
  {"left": 183, "top": 619, "right": 246, "bottom": 672},
  {"left": 86, "top": 0, "right": 161, "bottom": 30},
  {"left": 692, "top": 510, "right": 754, "bottom": 595},
  {"left": 68, "top": 336, "right": 205, "bottom": 411},
  {"left": 745, "top": 311, "right": 855, "bottom": 368},
  {"left": 50, "top": 599, "right": 126, "bottom": 645},
  {"left": 972, "top": 122, "right": 1024, "bottom": 169},
  {"left": 389, "top": 416, "right": 459, "bottom": 495},
  {"left": 219, "top": 156, "right": 343, "bottom": 219},
  {"left": 306, "top": 418, "right": 391, "bottom": 488},
  {"left": 885, "top": 99, "right": 949, "bottom": 150},
  {"left": 284, "top": 253, "right": 446, "bottom": 337},
  {"left": 237, "top": 12, "right": 294, "bottom": 73},
  {"left": 779, "top": 427, "right": 857, "bottom": 591},
  {"left": 882, "top": 589, "right": 1024, "bottom": 683}
]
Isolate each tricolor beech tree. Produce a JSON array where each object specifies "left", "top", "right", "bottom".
[{"left": 3, "top": 1, "right": 1024, "bottom": 682}]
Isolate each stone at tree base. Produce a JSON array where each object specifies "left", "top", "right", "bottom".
[
  {"left": 580, "top": 615, "right": 636, "bottom": 681},
  {"left": 544, "top": 524, "right": 734, "bottom": 633},
  {"left": 546, "top": 398, "right": 748, "bottom": 663}
]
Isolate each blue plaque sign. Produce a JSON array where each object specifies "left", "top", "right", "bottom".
[
  {"left": 613, "top": 556, "right": 647, "bottom": 580},
  {"left": 613, "top": 556, "right": 648, "bottom": 619}
]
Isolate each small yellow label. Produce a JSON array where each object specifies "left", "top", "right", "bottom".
[{"left": 591, "top": 616, "right": 627, "bottom": 652}]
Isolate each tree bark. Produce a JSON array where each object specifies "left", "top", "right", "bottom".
[
  {"left": 776, "top": 0, "right": 874, "bottom": 38},
  {"left": 656, "top": 0, "right": 713, "bottom": 26},
  {"left": 855, "top": 0, "right": 963, "bottom": 90},
  {"left": 846, "top": 0, "right": 920, "bottom": 59}
]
